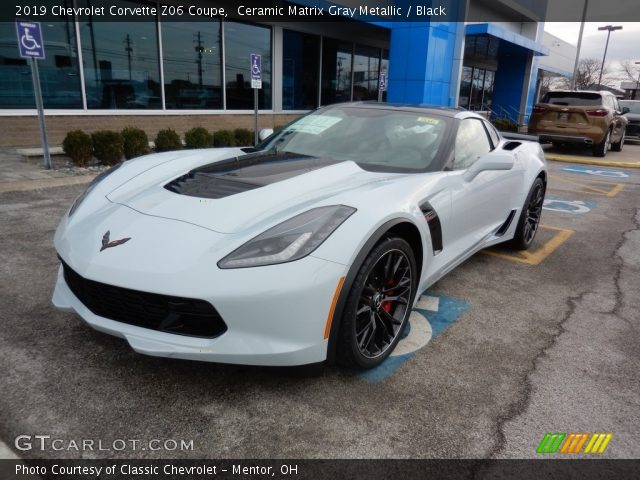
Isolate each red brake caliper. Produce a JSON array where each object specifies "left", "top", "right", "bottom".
[{"left": 382, "top": 277, "right": 394, "bottom": 313}]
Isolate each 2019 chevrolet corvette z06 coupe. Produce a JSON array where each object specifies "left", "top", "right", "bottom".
[{"left": 53, "top": 103, "right": 547, "bottom": 369}]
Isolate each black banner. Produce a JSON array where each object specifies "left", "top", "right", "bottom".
[
  {"left": 1, "top": 459, "right": 640, "bottom": 480},
  {"left": 3, "top": 0, "right": 640, "bottom": 23}
]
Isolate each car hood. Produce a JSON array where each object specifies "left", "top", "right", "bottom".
[
  {"left": 624, "top": 113, "right": 640, "bottom": 121},
  {"left": 106, "top": 151, "right": 401, "bottom": 234}
]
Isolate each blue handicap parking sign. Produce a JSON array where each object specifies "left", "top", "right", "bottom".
[
  {"left": 250, "top": 53, "right": 262, "bottom": 88},
  {"left": 357, "top": 292, "right": 470, "bottom": 383},
  {"left": 543, "top": 196, "right": 596, "bottom": 215},
  {"left": 16, "top": 21, "right": 45, "bottom": 59},
  {"left": 562, "top": 165, "right": 629, "bottom": 178},
  {"left": 379, "top": 73, "right": 387, "bottom": 91}
]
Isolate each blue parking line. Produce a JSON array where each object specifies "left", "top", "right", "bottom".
[{"left": 357, "top": 291, "right": 470, "bottom": 383}]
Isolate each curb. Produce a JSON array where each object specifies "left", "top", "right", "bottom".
[
  {"left": 545, "top": 155, "right": 640, "bottom": 169},
  {"left": 0, "top": 175, "right": 96, "bottom": 194}
]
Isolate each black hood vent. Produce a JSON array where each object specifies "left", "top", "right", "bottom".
[{"left": 164, "top": 151, "right": 342, "bottom": 200}]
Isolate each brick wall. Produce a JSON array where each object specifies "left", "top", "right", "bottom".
[{"left": 0, "top": 113, "right": 302, "bottom": 148}]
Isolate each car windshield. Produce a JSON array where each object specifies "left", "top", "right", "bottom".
[
  {"left": 619, "top": 101, "right": 640, "bottom": 114},
  {"left": 541, "top": 92, "right": 602, "bottom": 106},
  {"left": 257, "top": 106, "right": 450, "bottom": 172}
]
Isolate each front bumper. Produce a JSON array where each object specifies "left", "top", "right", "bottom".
[{"left": 52, "top": 255, "right": 347, "bottom": 367}]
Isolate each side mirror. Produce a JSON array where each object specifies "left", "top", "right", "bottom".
[
  {"left": 463, "top": 152, "right": 515, "bottom": 182},
  {"left": 622, "top": 106, "right": 630, "bottom": 114},
  {"left": 258, "top": 128, "right": 274, "bottom": 142}
]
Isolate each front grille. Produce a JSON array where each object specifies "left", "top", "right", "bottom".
[{"left": 60, "top": 259, "right": 227, "bottom": 338}]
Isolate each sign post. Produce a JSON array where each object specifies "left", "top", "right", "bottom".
[
  {"left": 250, "top": 53, "right": 262, "bottom": 145},
  {"left": 378, "top": 72, "right": 387, "bottom": 102},
  {"left": 16, "top": 20, "right": 51, "bottom": 169}
]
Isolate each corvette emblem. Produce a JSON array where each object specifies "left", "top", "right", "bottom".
[{"left": 100, "top": 231, "right": 131, "bottom": 252}]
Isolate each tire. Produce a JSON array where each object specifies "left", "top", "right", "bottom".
[
  {"left": 509, "top": 177, "right": 545, "bottom": 251},
  {"left": 593, "top": 129, "right": 611, "bottom": 157},
  {"left": 611, "top": 130, "right": 625, "bottom": 152},
  {"left": 337, "top": 237, "right": 417, "bottom": 369}
]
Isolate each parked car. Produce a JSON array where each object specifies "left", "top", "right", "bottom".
[
  {"left": 619, "top": 100, "right": 640, "bottom": 141},
  {"left": 529, "top": 90, "right": 629, "bottom": 157},
  {"left": 52, "top": 103, "right": 547, "bottom": 369}
]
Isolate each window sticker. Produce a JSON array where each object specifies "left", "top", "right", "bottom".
[
  {"left": 286, "top": 115, "right": 343, "bottom": 134},
  {"left": 417, "top": 117, "right": 441, "bottom": 125}
]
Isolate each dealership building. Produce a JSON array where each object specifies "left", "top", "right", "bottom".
[{"left": 0, "top": 0, "right": 572, "bottom": 148}]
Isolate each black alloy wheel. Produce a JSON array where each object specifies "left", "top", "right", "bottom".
[
  {"left": 510, "top": 177, "right": 546, "bottom": 251},
  {"left": 338, "top": 237, "right": 417, "bottom": 369}
]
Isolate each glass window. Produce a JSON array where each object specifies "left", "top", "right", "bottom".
[
  {"left": 459, "top": 66, "right": 472, "bottom": 109},
  {"left": 380, "top": 49, "right": 389, "bottom": 102},
  {"left": 454, "top": 119, "right": 492, "bottom": 169},
  {"left": 0, "top": 1, "right": 82, "bottom": 108},
  {"left": 469, "top": 67, "right": 485, "bottom": 110},
  {"left": 282, "top": 30, "right": 319, "bottom": 110},
  {"left": 79, "top": 0, "right": 161, "bottom": 109},
  {"left": 483, "top": 70, "right": 495, "bottom": 110},
  {"left": 483, "top": 120, "right": 500, "bottom": 148},
  {"left": 321, "top": 38, "right": 352, "bottom": 106},
  {"left": 161, "top": 20, "right": 222, "bottom": 109},
  {"left": 352, "top": 45, "right": 380, "bottom": 101},
  {"left": 258, "top": 105, "right": 450, "bottom": 172},
  {"left": 224, "top": 21, "right": 271, "bottom": 110}
]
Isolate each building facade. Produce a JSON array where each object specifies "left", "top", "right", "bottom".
[{"left": 0, "top": 0, "right": 557, "bottom": 147}]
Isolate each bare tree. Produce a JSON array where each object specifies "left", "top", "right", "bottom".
[
  {"left": 620, "top": 60, "right": 640, "bottom": 84},
  {"left": 561, "top": 58, "right": 612, "bottom": 90}
]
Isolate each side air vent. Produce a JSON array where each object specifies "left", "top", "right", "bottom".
[
  {"left": 495, "top": 209, "right": 517, "bottom": 236},
  {"left": 502, "top": 141, "right": 522, "bottom": 151},
  {"left": 419, "top": 201, "right": 443, "bottom": 255}
]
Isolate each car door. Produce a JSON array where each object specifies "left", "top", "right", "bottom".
[{"left": 447, "top": 118, "right": 521, "bottom": 255}]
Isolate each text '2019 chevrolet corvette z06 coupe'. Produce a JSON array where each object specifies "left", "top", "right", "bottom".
[{"left": 53, "top": 103, "right": 547, "bottom": 369}]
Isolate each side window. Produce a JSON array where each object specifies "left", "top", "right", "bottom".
[
  {"left": 483, "top": 120, "right": 500, "bottom": 148},
  {"left": 454, "top": 119, "right": 492, "bottom": 170},
  {"left": 613, "top": 97, "right": 621, "bottom": 113}
]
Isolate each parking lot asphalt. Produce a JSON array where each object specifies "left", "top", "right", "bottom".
[{"left": 0, "top": 145, "right": 639, "bottom": 460}]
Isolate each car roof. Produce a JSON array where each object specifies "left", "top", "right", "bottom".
[{"left": 331, "top": 101, "right": 464, "bottom": 118}]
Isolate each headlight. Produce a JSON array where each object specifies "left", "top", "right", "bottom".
[
  {"left": 69, "top": 162, "right": 123, "bottom": 217},
  {"left": 218, "top": 205, "right": 356, "bottom": 269}
]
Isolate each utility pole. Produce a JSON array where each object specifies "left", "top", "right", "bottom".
[
  {"left": 570, "top": 0, "right": 588, "bottom": 90},
  {"left": 124, "top": 33, "right": 133, "bottom": 80},
  {"left": 597, "top": 25, "right": 622, "bottom": 88},
  {"left": 194, "top": 31, "right": 204, "bottom": 87}
]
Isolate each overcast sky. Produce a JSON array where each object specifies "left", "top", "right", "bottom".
[{"left": 544, "top": 22, "right": 640, "bottom": 64}]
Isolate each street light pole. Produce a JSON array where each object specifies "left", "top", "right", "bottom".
[
  {"left": 597, "top": 25, "right": 622, "bottom": 88},
  {"left": 570, "top": 0, "right": 589, "bottom": 90}
]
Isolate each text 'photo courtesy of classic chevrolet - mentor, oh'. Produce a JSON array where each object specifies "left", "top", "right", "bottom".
[{"left": 52, "top": 103, "right": 547, "bottom": 369}]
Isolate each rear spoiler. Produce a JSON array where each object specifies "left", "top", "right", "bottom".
[{"left": 500, "top": 131, "right": 540, "bottom": 142}]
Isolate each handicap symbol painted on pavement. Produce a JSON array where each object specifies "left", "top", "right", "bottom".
[
  {"left": 543, "top": 196, "right": 596, "bottom": 215},
  {"left": 357, "top": 292, "right": 470, "bottom": 383},
  {"left": 562, "top": 165, "right": 629, "bottom": 178}
]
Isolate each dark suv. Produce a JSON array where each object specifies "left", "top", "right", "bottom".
[{"left": 528, "top": 90, "right": 629, "bottom": 157}]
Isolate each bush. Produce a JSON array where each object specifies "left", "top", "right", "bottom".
[
  {"left": 121, "top": 127, "right": 149, "bottom": 159},
  {"left": 154, "top": 129, "right": 182, "bottom": 152},
  {"left": 91, "top": 130, "right": 124, "bottom": 166},
  {"left": 62, "top": 130, "right": 92, "bottom": 167},
  {"left": 184, "top": 127, "right": 213, "bottom": 149},
  {"left": 233, "top": 128, "right": 253, "bottom": 146},
  {"left": 213, "top": 130, "right": 236, "bottom": 147}
]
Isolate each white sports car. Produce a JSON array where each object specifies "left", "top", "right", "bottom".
[{"left": 53, "top": 103, "right": 547, "bottom": 369}]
